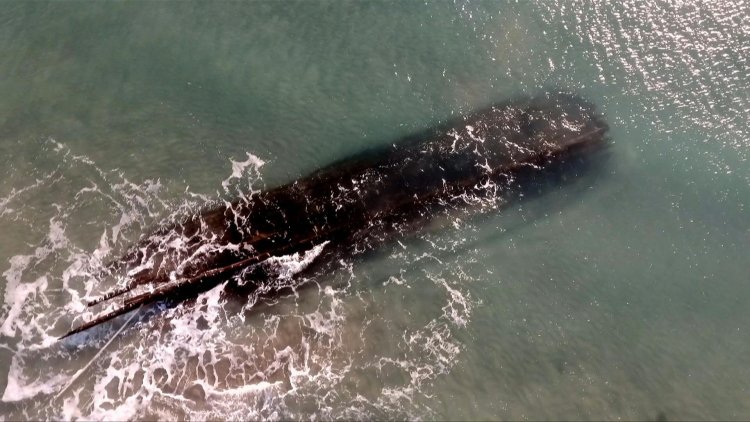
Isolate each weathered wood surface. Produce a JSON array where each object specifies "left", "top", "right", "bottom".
[{"left": 62, "top": 92, "right": 609, "bottom": 339}]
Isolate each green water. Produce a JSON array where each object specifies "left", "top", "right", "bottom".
[{"left": 0, "top": 1, "right": 748, "bottom": 420}]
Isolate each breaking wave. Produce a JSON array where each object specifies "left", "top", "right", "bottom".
[{"left": 0, "top": 139, "right": 484, "bottom": 420}]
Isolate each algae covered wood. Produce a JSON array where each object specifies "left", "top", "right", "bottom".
[{"left": 62, "top": 92, "right": 609, "bottom": 339}]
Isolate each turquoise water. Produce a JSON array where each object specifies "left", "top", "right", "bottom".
[{"left": 0, "top": 1, "right": 748, "bottom": 419}]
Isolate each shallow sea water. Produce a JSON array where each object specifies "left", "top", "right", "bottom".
[{"left": 0, "top": 1, "right": 748, "bottom": 420}]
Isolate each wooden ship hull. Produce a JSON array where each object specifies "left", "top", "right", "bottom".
[{"left": 62, "top": 92, "right": 609, "bottom": 339}]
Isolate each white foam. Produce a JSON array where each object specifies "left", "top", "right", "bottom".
[
  {"left": 262, "top": 241, "right": 329, "bottom": 280},
  {"left": 0, "top": 275, "right": 47, "bottom": 338},
  {"left": 1, "top": 219, "right": 69, "bottom": 339},
  {"left": 221, "top": 153, "right": 266, "bottom": 195},
  {"left": 2, "top": 357, "right": 68, "bottom": 401},
  {"left": 203, "top": 379, "right": 282, "bottom": 397},
  {"left": 0, "top": 140, "right": 491, "bottom": 420}
]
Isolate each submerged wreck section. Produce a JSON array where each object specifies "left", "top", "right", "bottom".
[{"left": 63, "top": 92, "right": 609, "bottom": 338}]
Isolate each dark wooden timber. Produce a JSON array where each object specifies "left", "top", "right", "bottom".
[{"left": 61, "top": 92, "right": 609, "bottom": 339}]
